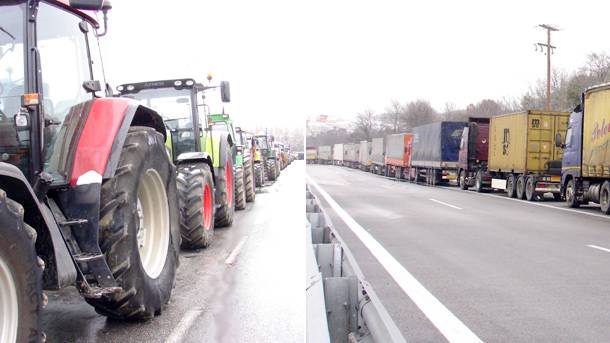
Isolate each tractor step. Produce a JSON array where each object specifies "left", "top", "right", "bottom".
[
  {"left": 82, "top": 286, "right": 123, "bottom": 299},
  {"left": 59, "top": 218, "right": 88, "bottom": 226},
  {"left": 73, "top": 253, "right": 105, "bottom": 263}
]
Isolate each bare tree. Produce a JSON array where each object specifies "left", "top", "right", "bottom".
[
  {"left": 403, "top": 99, "right": 438, "bottom": 129},
  {"left": 352, "top": 109, "right": 378, "bottom": 141},
  {"left": 379, "top": 99, "right": 403, "bottom": 134}
]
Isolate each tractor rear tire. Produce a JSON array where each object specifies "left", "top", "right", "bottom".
[
  {"left": 0, "top": 190, "right": 43, "bottom": 343},
  {"left": 235, "top": 166, "right": 246, "bottom": 210},
  {"left": 177, "top": 162, "right": 215, "bottom": 249},
  {"left": 266, "top": 159, "right": 277, "bottom": 181},
  {"left": 245, "top": 159, "right": 256, "bottom": 202},
  {"left": 254, "top": 162, "right": 264, "bottom": 187},
  {"left": 215, "top": 146, "right": 235, "bottom": 227},
  {"left": 90, "top": 126, "right": 180, "bottom": 320}
]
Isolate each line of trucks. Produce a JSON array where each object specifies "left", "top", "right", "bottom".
[
  {"left": 0, "top": 1, "right": 295, "bottom": 342},
  {"left": 308, "top": 83, "right": 610, "bottom": 212}
]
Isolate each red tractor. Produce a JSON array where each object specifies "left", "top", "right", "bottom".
[{"left": 0, "top": 1, "right": 180, "bottom": 341}]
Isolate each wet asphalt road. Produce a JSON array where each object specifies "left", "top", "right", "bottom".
[
  {"left": 308, "top": 164, "right": 610, "bottom": 343},
  {"left": 43, "top": 161, "right": 304, "bottom": 343}
]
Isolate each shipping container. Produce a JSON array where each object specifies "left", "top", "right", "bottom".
[
  {"left": 560, "top": 84, "right": 610, "bottom": 212},
  {"left": 318, "top": 145, "right": 332, "bottom": 164},
  {"left": 485, "top": 110, "right": 569, "bottom": 200},
  {"left": 411, "top": 121, "right": 467, "bottom": 184},
  {"left": 359, "top": 141, "right": 372, "bottom": 170},
  {"left": 344, "top": 143, "right": 360, "bottom": 168},
  {"left": 370, "top": 137, "right": 385, "bottom": 175},
  {"left": 306, "top": 147, "right": 317, "bottom": 164},
  {"left": 333, "top": 143, "right": 344, "bottom": 165},
  {"left": 457, "top": 118, "right": 490, "bottom": 191}
]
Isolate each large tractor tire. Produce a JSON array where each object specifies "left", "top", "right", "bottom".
[
  {"left": 245, "top": 159, "right": 256, "bottom": 202},
  {"left": 215, "top": 146, "right": 235, "bottom": 227},
  {"left": 0, "top": 190, "right": 43, "bottom": 343},
  {"left": 177, "top": 162, "right": 215, "bottom": 249},
  {"left": 235, "top": 166, "right": 246, "bottom": 210},
  {"left": 89, "top": 126, "right": 180, "bottom": 320},
  {"left": 266, "top": 159, "right": 277, "bottom": 181},
  {"left": 254, "top": 162, "right": 264, "bottom": 187}
]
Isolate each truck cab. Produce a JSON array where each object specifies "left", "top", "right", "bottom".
[
  {"left": 559, "top": 107, "right": 583, "bottom": 186},
  {"left": 457, "top": 118, "right": 490, "bottom": 189}
]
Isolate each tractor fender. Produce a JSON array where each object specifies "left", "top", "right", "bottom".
[
  {"left": 0, "top": 163, "right": 77, "bottom": 290},
  {"left": 176, "top": 152, "right": 215, "bottom": 184}
]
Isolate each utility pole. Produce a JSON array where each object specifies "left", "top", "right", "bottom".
[{"left": 536, "top": 24, "right": 559, "bottom": 111}]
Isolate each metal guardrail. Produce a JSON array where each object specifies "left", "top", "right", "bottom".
[{"left": 306, "top": 187, "right": 407, "bottom": 343}]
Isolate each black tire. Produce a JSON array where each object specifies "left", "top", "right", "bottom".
[
  {"left": 600, "top": 181, "right": 610, "bottom": 214},
  {"left": 90, "top": 126, "right": 179, "bottom": 320},
  {"left": 565, "top": 179, "right": 580, "bottom": 208},
  {"left": 177, "top": 162, "right": 215, "bottom": 249},
  {"left": 0, "top": 190, "right": 43, "bottom": 343},
  {"left": 254, "top": 162, "right": 264, "bottom": 187},
  {"left": 475, "top": 170, "right": 484, "bottom": 193},
  {"left": 506, "top": 174, "right": 516, "bottom": 198},
  {"left": 245, "top": 159, "right": 256, "bottom": 202},
  {"left": 215, "top": 145, "right": 235, "bottom": 227},
  {"left": 516, "top": 175, "right": 526, "bottom": 200},
  {"left": 266, "top": 159, "right": 277, "bottom": 181},
  {"left": 459, "top": 170, "right": 468, "bottom": 190},
  {"left": 525, "top": 176, "right": 537, "bottom": 201},
  {"left": 235, "top": 166, "right": 246, "bottom": 210}
]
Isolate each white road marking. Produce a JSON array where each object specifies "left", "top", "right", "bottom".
[
  {"left": 307, "top": 176, "right": 483, "bottom": 343},
  {"left": 164, "top": 309, "right": 204, "bottom": 343},
  {"left": 587, "top": 244, "right": 610, "bottom": 253},
  {"left": 225, "top": 236, "right": 248, "bottom": 265},
  {"left": 429, "top": 198, "right": 463, "bottom": 210}
]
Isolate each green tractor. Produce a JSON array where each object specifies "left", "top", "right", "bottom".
[
  {"left": 256, "top": 133, "right": 281, "bottom": 182},
  {"left": 118, "top": 78, "right": 236, "bottom": 249},
  {"left": 207, "top": 114, "right": 256, "bottom": 209}
]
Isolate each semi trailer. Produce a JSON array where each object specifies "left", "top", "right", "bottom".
[
  {"left": 559, "top": 84, "right": 610, "bottom": 212},
  {"left": 384, "top": 133, "right": 413, "bottom": 180},
  {"left": 370, "top": 137, "right": 385, "bottom": 175},
  {"left": 318, "top": 145, "right": 332, "bottom": 164},
  {"left": 343, "top": 143, "right": 360, "bottom": 168},
  {"left": 333, "top": 143, "right": 344, "bottom": 165},
  {"left": 359, "top": 140, "right": 372, "bottom": 171},
  {"left": 306, "top": 147, "right": 318, "bottom": 164},
  {"left": 457, "top": 118, "right": 490, "bottom": 191},
  {"left": 485, "top": 110, "right": 569, "bottom": 200},
  {"left": 411, "top": 121, "right": 467, "bottom": 185}
]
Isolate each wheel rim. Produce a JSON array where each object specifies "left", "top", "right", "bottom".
[
  {"left": 567, "top": 183, "right": 575, "bottom": 203},
  {"left": 203, "top": 183, "right": 213, "bottom": 230},
  {"left": 226, "top": 161, "right": 233, "bottom": 208},
  {"left": 136, "top": 168, "right": 170, "bottom": 279},
  {"left": 507, "top": 177, "right": 514, "bottom": 194},
  {"left": 0, "top": 253, "right": 18, "bottom": 343},
  {"left": 602, "top": 189, "right": 609, "bottom": 208}
]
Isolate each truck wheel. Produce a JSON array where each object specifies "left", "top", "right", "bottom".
[
  {"left": 245, "top": 159, "right": 256, "bottom": 202},
  {"left": 475, "top": 170, "right": 484, "bottom": 193},
  {"left": 0, "top": 191, "right": 43, "bottom": 343},
  {"left": 459, "top": 170, "right": 468, "bottom": 190},
  {"left": 506, "top": 174, "right": 516, "bottom": 198},
  {"left": 600, "top": 181, "right": 610, "bottom": 214},
  {"left": 91, "top": 127, "right": 179, "bottom": 320},
  {"left": 215, "top": 147, "right": 235, "bottom": 227},
  {"left": 565, "top": 179, "right": 580, "bottom": 208},
  {"left": 516, "top": 175, "right": 526, "bottom": 199},
  {"left": 235, "top": 166, "right": 246, "bottom": 210},
  {"left": 177, "top": 162, "right": 215, "bottom": 249},
  {"left": 525, "top": 176, "right": 537, "bottom": 201}
]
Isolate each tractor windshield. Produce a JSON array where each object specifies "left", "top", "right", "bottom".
[{"left": 0, "top": 3, "right": 28, "bottom": 173}]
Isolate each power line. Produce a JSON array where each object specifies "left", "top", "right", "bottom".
[{"left": 536, "top": 24, "right": 559, "bottom": 111}]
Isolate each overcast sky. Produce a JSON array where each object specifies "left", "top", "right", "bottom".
[{"left": 100, "top": 1, "right": 610, "bottom": 129}]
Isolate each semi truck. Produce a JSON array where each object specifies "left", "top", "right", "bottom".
[
  {"left": 333, "top": 143, "right": 344, "bottom": 165},
  {"left": 384, "top": 133, "right": 413, "bottom": 180},
  {"left": 359, "top": 140, "right": 372, "bottom": 171},
  {"left": 343, "top": 143, "right": 360, "bottom": 168},
  {"left": 559, "top": 84, "right": 610, "bottom": 212},
  {"left": 482, "top": 110, "right": 568, "bottom": 200},
  {"left": 457, "top": 118, "right": 490, "bottom": 191},
  {"left": 306, "top": 147, "right": 318, "bottom": 164},
  {"left": 411, "top": 121, "right": 467, "bottom": 185},
  {"left": 370, "top": 137, "right": 385, "bottom": 175},
  {"left": 318, "top": 145, "right": 333, "bottom": 164}
]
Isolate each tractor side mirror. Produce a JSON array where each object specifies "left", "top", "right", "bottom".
[
  {"left": 220, "top": 81, "right": 231, "bottom": 103},
  {"left": 555, "top": 133, "right": 563, "bottom": 148},
  {"left": 14, "top": 111, "right": 30, "bottom": 130}
]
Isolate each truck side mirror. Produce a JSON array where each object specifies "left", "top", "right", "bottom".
[
  {"left": 220, "top": 81, "right": 231, "bottom": 103},
  {"left": 555, "top": 133, "right": 562, "bottom": 148}
]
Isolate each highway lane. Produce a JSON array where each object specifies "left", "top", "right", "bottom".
[
  {"left": 308, "top": 164, "right": 610, "bottom": 343},
  {"left": 43, "top": 162, "right": 304, "bottom": 343}
]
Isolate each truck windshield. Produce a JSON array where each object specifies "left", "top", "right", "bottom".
[
  {"left": 0, "top": 3, "right": 28, "bottom": 174},
  {"left": 126, "top": 88, "right": 193, "bottom": 128}
]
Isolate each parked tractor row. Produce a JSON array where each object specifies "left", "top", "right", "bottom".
[
  {"left": 0, "top": 1, "right": 290, "bottom": 342},
  {"left": 308, "top": 84, "right": 610, "bottom": 214}
]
